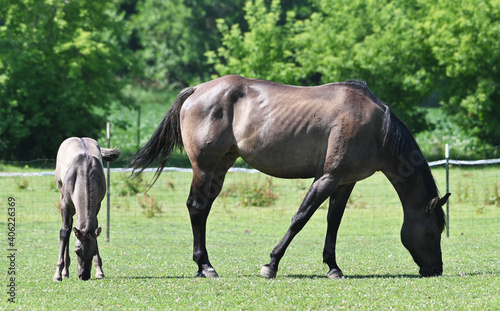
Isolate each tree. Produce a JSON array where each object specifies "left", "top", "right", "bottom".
[
  {"left": 206, "top": 0, "right": 301, "bottom": 83},
  {"left": 133, "top": 0, "right": 247, "bottom": 88},
  {"left": 0, "top": 0, "right": 135, "bottom": 160},
  {"left": 424, "top": 0, "right": 500, "bottom": 145}
]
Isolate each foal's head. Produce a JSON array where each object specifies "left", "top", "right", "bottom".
[
  {"left": 400, "top": 193, "right": 450, "bottom": 277},
  {"left": 73, "top": 227, "right": 101, "bottom": 280}
]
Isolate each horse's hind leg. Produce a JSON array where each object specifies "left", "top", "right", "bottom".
[
  {"left": 261, "top": 174, "right": 339, "bottom": 279},
  {"left": 187, "top": 156, "right": 236, "bottom": 278},
  {"left": 323, "top": 183, "right": 355, "bottom": 279}
]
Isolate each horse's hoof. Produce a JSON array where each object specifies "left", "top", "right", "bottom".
[
  {"left": 260, "top": 265, "right": 277, "bottom": 279},
  {"left": 62, "top": 273, "right": 69, "bottom": 279},
  {"left": 53, "top": 276, "right": 62, "bottom": 282},
  {"left": 197, "top": 268, "right": 219, "bottom": 278},
  {"left": 96, "top": 273, "right": 105, "bottom": 279},
  {"left": 327, "top": 268, "right": 345, "bottom": 279}
]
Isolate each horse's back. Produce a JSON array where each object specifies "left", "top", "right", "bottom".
[{"left": 182, "top": 76, "right": 387, "bottom": 180}]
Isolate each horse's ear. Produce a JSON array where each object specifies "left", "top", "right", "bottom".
[
  {"left": 427, "top": 197, "right": 439, "bottom": 214},
  {"left": 438, "top": 193, "right": 451, "bottom": 207},
  {"left": 95, "top": 227, "right": 102, "bottom": 238},
  {"left": 427, "top": 193, "right": 451, "bottom": 213},
  {"left": 73, "top": 227, "right": 82, "bottom": 239}
]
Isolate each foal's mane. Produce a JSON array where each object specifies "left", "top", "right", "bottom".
[{"left": 345, "top": 80, "right": 445, "bottom": 230}]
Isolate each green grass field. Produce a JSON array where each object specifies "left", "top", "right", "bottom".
[{"left": 0, "top": 165, "right": 498, "bottom": 310}]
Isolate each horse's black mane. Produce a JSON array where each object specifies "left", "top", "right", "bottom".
[{"left": 345, "top": 80, "right": 445, "bottom": 230}]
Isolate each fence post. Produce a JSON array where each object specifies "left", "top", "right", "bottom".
[
  {"left": 137, "top": 105, "right": 141, "bottom": 150},
  {"left": 445, "top": 144, "right": 450, "bottom": 238},
  {"left": 106, "top": 122, "right": 111, "bottom": 242}
]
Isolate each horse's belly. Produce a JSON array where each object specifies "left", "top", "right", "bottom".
[{"left": 238, "top": 144, "right": 323, "bottom": 179}]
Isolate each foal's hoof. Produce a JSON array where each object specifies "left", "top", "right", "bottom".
[
  {"left": 196, "top": 268, "right": 219, "bottom": 278},
  {"left": 53, "top": 276, "right": 62, "bottom": 282},
  {"left": 327, "top": 268, "right": 345, "bottom": 279},
  {"left": 260, "top": 265, "right": 277, "bottom": 279},
  {"left": 96, "top": 272, "right": 105, "bottom": 279}
]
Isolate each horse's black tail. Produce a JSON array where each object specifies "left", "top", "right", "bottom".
[{"left": 130, "top": 87, "right": 196, "bottom": 185}]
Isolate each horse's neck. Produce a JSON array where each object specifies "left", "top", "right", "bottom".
[{"left": 382, "top": 160, "right": 437, "bottom": 211}]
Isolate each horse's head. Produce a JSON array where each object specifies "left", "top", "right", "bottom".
[
  {"left": 400, "top": 193, "right": 450, "bottom": 277},
  {"left": 73, "top": 227, "right": 101, "bottom": 280}
]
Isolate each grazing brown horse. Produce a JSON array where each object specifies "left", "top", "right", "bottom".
[
  {"left": 53, "top": 137, "right": 120, "bottom": 281},
  {"left": 131, "top": 75, "right": 450, "bottom": 279}
]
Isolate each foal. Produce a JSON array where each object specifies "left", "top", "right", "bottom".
[{"left": 53, "top": 137, "right": 120, "bottom": 281}]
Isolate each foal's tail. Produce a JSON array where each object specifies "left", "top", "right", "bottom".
[
  {"left": 101, "top": 148, "right": 121, "bottom": 162},
  {"left": 130, "top": 87, "right": 196, "bottom": 185}
]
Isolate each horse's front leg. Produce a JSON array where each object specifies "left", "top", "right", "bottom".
[
  {"left": 323, "top": 183, "right": 355, "bottom": 279},
  {"left": 261, "top": 174, "right": 339, "bottom": 279},
  {"left": 94, "top": 247, "right": 105, "bottom": 279},
  {"left": 187, "top": 166, "right": 231, "bottom": 278},
  {"left": 53, "top": 205, "right": 73, "bottom": 282}
]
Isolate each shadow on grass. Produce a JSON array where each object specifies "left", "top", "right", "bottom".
[
  {"left": 116, "top": 275, "right": 197, "bottom": 280},
  {"left": 285, "top": 273, "right": 421, "bottom": 279},
  {"left": 285, "top": 270, "right": 499, "bottom": 279},
  {"left": 112, "top": 270, "right": 498, "bottom": 281}
]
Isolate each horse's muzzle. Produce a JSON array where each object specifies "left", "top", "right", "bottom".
[
  {"left": 79, "top": 272, "right": 91, "bottom": 281},
  {"left": 419, "top": 266, "right": 442, "bottom": 277}
]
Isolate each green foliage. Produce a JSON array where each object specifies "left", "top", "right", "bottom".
[
  {"left": 415, "top": 108, "right": 493, "bottom": 161},
  {"left": 424, "top": 0, "right": 500, "bottom": 145},
  {"left": 0, "top": 0, "right": 136, "bottom": 160},
  {"left": 137, "top": 193, "right": 162, "bottom": 217},
  {"left": 116, "top": 172, "right": 148, "bottom": 196},
  {"left": 133, "top": 0, "right": 192, "bottom": 88},
  {"left": 206, "top": 0, "right": 300, "bottom": 83},
  {"left": 134, "top": 0, "right": 247, "bottom": 87},
  {"left": 220, "top": 175, "right": 278, "bottom": 207}
]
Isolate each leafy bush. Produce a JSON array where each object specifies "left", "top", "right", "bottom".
[
  {"left": 133, "top": 0, "right": 246, "bottom": 87},
  {"left": 0, "top": 0, "right": 136, "bottom": 160},
  {"left": 137, "top": 193, "right": 162, "bottom": 218},
  {"left": 221, "top": 176, "right": 278, "bottom": 207}
]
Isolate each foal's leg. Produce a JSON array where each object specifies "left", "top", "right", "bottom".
[
  {"left": 93, "top": 204, "right": 104, "bottom": 278},
  {"left": 261, "top": 174, "right": 339, "bottom": 278},
  {"left": 94, "top": 245, "right": 105, "bottom": 278},
  {"left": 187, "top": 157, "right": 236, "bottom": 278},
  {"left": 323, "top": 183, "right": 355, "bottom": 279},
  {"left": 53, "top": 201, "right": 74, "bottom": 282},
  {"left": 61, "top": 220, "right": 72, "bottom": 279}
]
